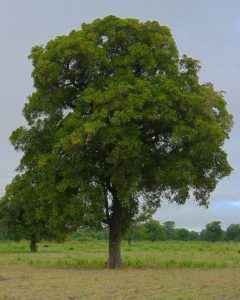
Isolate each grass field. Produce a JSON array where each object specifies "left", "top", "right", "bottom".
[{"left": 0, "top": 240, "right": 240, "bottom": 299}]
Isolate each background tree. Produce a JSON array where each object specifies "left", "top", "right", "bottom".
[
  {"left": 175, "top": 228, "right": 190, "bottom": 241},
  {"left": 9, "top": 16, "right": 233, "bottom": 268},
  {"left": 162, "top": 221, "right": 176, "bottom": 240},
  {"left": 0, "top": 174, "right": 66, "bottom": 251},
  {"left": 200, "top": 221, "right": 223, "bottom": 242},
  {"left": 188, "top": 231, "right": 200, "bottom": 241},
  {"left": 123, "top": 205, "right": 155, "bottom": 245},
  {"left": 143, "top": 219, "right": 163, "bottom": 242},
  {"left": 225, "top": 224, "right": 240, "bottom": 241},
  {"left": 71, "top": 226, "right": 109, "bottom": 241},
  {"left": 140, "top": 220, "right": 163, "bottom": 242}
]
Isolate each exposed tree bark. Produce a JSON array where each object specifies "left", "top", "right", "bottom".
[
  {"left": 30, "top": 239, "right": 37, "bottom": 252},
  {"left": 107, "top": 188, "right": 123, "bottom": 268}
]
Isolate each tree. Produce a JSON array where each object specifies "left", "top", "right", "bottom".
[
  {"left": 200, "top": 221, "right": 223, "bottom": 242},
  {"left": 175, "top": 228, "right": 190, "bottom": 241},
  {"left": 188, "top": 231, "right": 199, "bottom": 241},
  {"left": 9, "top": 16, "right": 233, "bottom": 268},
  {"left": 225, "top": 224, "right": 240, "bottom": 241},
  {"left": 144, "top": 219, "right": 163, "bottom": 242},
  {"left": 123, "top": 204, "right": 155, "bottom": 245},
  {"left": 0, "top": 173, "right": 66, "bottom": 251},
  {"left": 162, "top": 221, "right": 176, "bottom": 240}
]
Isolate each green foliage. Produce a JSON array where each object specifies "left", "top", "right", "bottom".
[
  {"left": 123, "top": 219, "right": 200, "bottom": 242},
  {"left": 71, "top": 227, "right": 109, "bottom": 241},
  {"left": 0, "top": 174, "right": 67, "bottom": 248},
  {"left": 5, "top": 16, "right": 233, "bottom": 261},
  {"left": 175, "top": 228, "right": 191, "bottom": 241},
  {"left": 143, "top": 220, "right": 164, "bottom": 242},
  {"left": 188, "top": 230, "right": 200, "bottom": 241},
  {"left": 200, "top": 221, "right": 223, "bottom": 242},
  {"left": 123, "top": 205, "right": 155, "bottom": 243},
  {"left": 225, "top": 224, "right": 240, "bottom": 241},
  {"left": 162, "top": 221, "right": 176, "bottom": 240}
]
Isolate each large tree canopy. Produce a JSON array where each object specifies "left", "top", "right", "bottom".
[{"left": 8, "top": 16, "right": 233, "bottom": 267}]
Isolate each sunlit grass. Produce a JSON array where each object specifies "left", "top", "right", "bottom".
[{"left": 1, "top": 240, "right": 240, "bottom": 268}]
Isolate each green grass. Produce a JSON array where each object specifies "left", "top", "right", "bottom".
[
  {"left": 1, "top": 240, "right": 240, "bottom": 268},
  {"left": 1, "top": 241, "right": 240, "bottom": 299}
]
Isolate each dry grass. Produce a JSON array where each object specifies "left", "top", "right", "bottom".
[{"left": 0, "top": 266, "right": 240, "bottom": 299}]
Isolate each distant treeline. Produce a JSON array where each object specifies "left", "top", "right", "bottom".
[
  {"left": 1, "top": 219, "right": 240, "bottom": 244},
  {"left": 69, "top": 220, "right": 240, "bottom": 243}
]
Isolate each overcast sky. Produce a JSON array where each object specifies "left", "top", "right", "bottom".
[{"left": 0, "top": 0, "right": 239, "bottom": 231}]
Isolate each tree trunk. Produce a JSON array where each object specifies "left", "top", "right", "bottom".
[
  {"left": 107, "top": 193, "right": 123, "bottom": 268},
  {"left": 30, "top": 239, "right": 37, "bottom": 252},
  {"left": 128, "top": 239, "right": 132, "bottom": 246}
]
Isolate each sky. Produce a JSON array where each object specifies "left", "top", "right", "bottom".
[{"left": 0, "top": 0, "right": 239, "bottom": 231}]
